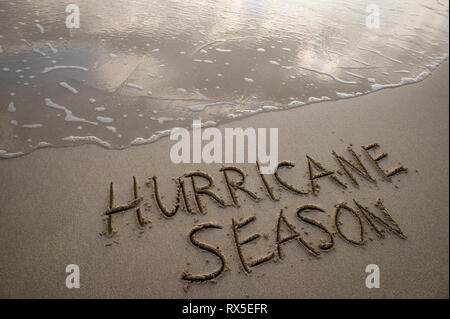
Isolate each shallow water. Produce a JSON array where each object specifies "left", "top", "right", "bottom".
[{"left": 0, "top": 0, "right": 448, "bottom": 158}]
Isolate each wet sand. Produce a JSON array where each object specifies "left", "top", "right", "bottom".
[
  {"left": 1, "top": 0, "right": 448, "bottom": 158},
  {"left": 0, "top": 61, "right": 447, "bottom": 299}
]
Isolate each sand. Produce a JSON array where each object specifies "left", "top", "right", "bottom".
[{"left": 0, "top": 62, "right": 448, "bottom": 299}]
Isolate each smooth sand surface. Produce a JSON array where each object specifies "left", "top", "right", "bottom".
[{"left": 0, "top": 63, "right": 448, "bottom": 299}]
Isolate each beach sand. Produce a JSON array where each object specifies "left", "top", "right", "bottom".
[{"left": 0, "top": 61, "right": 448, "bottom": 299}]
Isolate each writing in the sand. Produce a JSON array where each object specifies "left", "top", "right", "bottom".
[{"left": 101, "top": 142, "right": 408, "bottom": 283}]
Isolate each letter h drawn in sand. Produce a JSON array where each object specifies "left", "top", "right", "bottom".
[{"left": 104, "top": 176, "right": 145, "bottom": 237}]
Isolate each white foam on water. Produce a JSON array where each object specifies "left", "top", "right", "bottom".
[
  {"left": 125, "top": 83, "right": 144, "bottom": 90},
  {"left": 35, "top": 23, "right": 44, "bottom": 33},
  {"left": 96, "top": 116, "right": 113, "bottom": 123},
  {"left": 22, "top": 123, "right": 43, "bottom": 128},
  {"left": 191, "top": 121, "right": 217, "bottom": 128},
  {"left": 95, "top": 107, "right": 105, "bottom": 112},
  {"left": 393, "top": 70, "right": 411, "bottom": 74},
  {"left": 371, "top": 71, "right": 430, "bottom": 91},
  {"left": 307, "top": 96, "right": 331, "bottom": 103},
  {"left": 336, "top": 92, "right": 355, "bottom": 99},
  {"left": 236, "top": 109, "right": 261, "bottom": 114},
  {"left": 62, "top": 136, "right": 111, "bottom": 148},
  {"left": 262, "top": 105, "right": 279, "bottom": 111},
  {"left": 45, "top": 42, "right": 57, "bottom": 54},
  {"left": 177, "top": 88, "right": 187, "bottom": 94},
  {"left": 344, "top": 71, "right": 366, "bottom": 79},
  {"left": 45, "top": 98, "right": 97, "bottom": 125},
  {"left": 130, "top": 129, "right": 172, "bottom": 145},
  {"left": 216, "top": 48, "right": 232, "bottom": 52},
  {"left": 269, "top": 60, "right": 280, "bottom": 65},
  {"left": 106, "top": 126, "right": 117, "bottom": 133},
  {"left": 288, "top": 100, "right": 305, "bottom": 107},
  {"left": 59, "top": 82, "right": 79, "bottom": 94},
  {"left": 202, "top": 120, "right": 217, "bottom": 127},
  {"left": 426, "top": 53, "right": 449, "bottom": 70},
  {"left": 0, "top": 151, "right": 24, "bottom": 158},
  {"left": 89, "top": 98, "right": 96, "bottom": 103},
  {"left": 244, "top": 78, "right": 254, "bottom": 83},
  {"left": 188, "top": 101, "right": 236, "bottom": 112},
  {"left": 300, "top": 66, "right": 357, "bottom": 85},
  {"left": 42, "top": 65, "right": 88, "bottom": 73},
  {"left": 257, "top": 48, "right": 265, "bottom": 52},
  {"left": 36, "top": 141, "right": 51, "bottom": 148},
  {"left": 7, "top": 101, "right": 16, "bottom": 112}
]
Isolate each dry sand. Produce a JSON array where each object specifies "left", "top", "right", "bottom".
[{"left": 0, "top": 62, "right": 448, "bottom": 299}]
